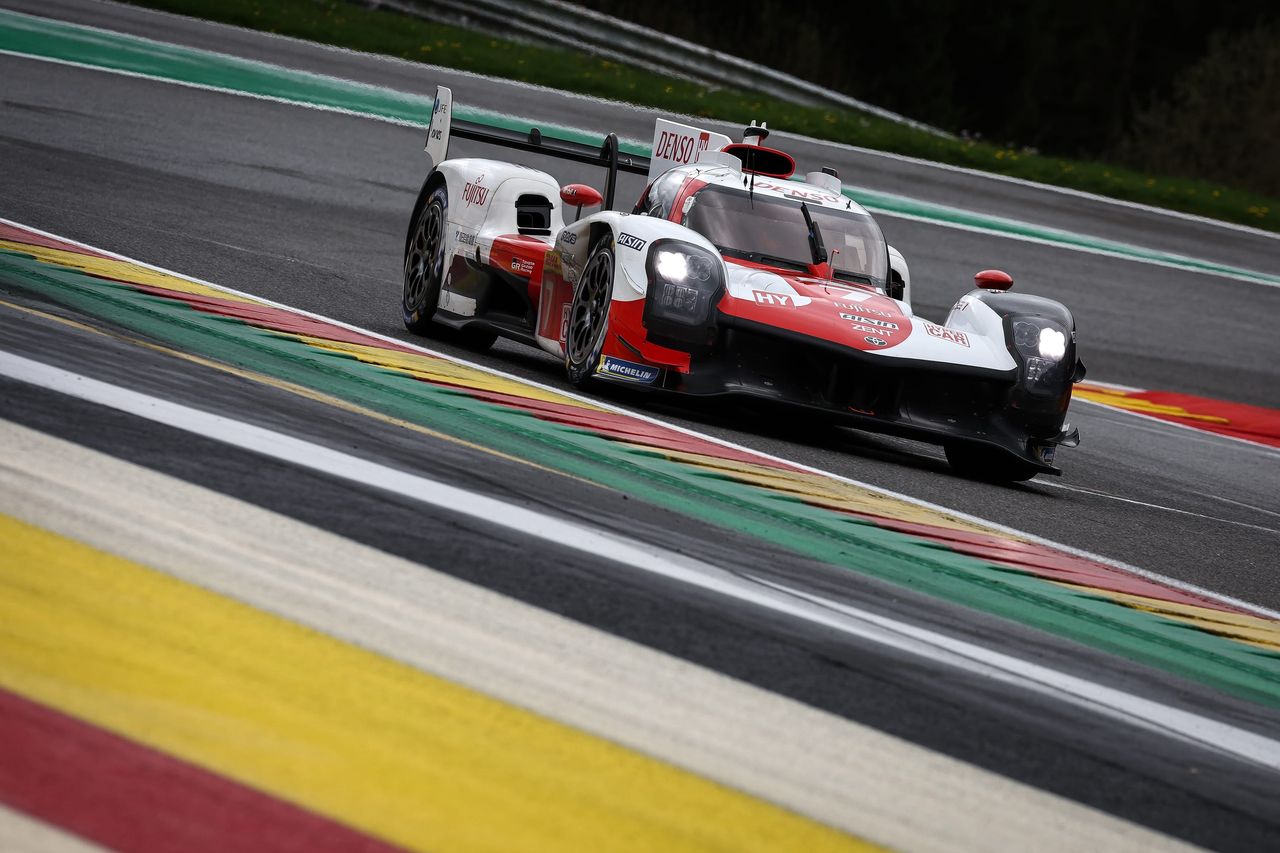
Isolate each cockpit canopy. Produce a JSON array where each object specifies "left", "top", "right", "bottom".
[{"left": 638, "top": 172, "right": 889, "bottom": 288}]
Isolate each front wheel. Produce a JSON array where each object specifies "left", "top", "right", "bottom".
[
  {"left": 564, "top": 241, "right": 615, "bottom": 387},
  {"left": 944, "top": 443, "right": 1039, "bottom": 482}
]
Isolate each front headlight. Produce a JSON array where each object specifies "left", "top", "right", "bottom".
[
  {"left": 1010, "top": 317, "right": 1072, "bottom": 387},
  {"left": 644, "top": 240, "right": 724, "bottom": 329},
  {"left": 1012, "top": 320, "right": 1067, "bottom": 360}
]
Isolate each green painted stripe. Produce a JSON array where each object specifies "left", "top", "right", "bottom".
[
  {"left": 2, "top": 8, "right": 1277, "bottom": 288},
  {"left": 3, "top": 246, "right": 1279, "bottom": 711},
  {"left": 847, "top": 186, "right": 1280, "bottom": 287},
  {"left": 0, "top": 8, "right": 626, "bottom": 148}
]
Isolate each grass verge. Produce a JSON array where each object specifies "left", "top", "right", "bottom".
[{"left": 126, "top": 0, "right": 1278, "bottom": 234}]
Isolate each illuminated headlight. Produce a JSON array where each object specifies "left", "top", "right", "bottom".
[
  {"left": 645, "top": 241, "right": 723, "bottom": 327},
  {"left": 655, "top": 250, "right": 689, "bottom": 282},
  {"left": 1038, "top": 328, "right": 1067, "bottom": 360},
  {"left": 1013, "top": 320, "right": 1068, "bottom": 362},
  {"left": 1011, "top": 317, "right": 1072, "bottom": 388}
]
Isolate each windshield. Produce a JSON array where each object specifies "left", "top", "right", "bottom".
[{"left": 682, "top": 185, "right": 888, "bottom": 286}]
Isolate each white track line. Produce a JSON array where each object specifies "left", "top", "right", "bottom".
[
  {"left": 0, "top": 419, "right": 1197, "bottom": 853},
  {"left": 0, "top": 804, "right": 109, "bottom": 853},
  {"left": 12, "top": 2, "right": 1278, "bottom": 243},
  {"left": 4, "top": 348, "right": 1279, "bottom": 774},
  {"left": 2, "top": 18, "right": 1277, "bottom": 288},
  {"left": 866, "top": 207, "right": 1278, "bottom": 289},
  {"left": 5, "top": 216, "right": 1274, "bottom": 622},
  {"left": 1035, "top": 480, "right": 1279, "bottom": 535},
  {"left": 1075, "top": 395, "right": 1280, "bottom": 454},
  {"left": 0, "top": 48, "right": 425, "bottom": 129},
  {"left": 5, "top": 215, "right": 1277, "bottom": 622}
]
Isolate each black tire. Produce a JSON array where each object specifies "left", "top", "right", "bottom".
[
  {"left": 564, "top": 241, "right": 615, "bottom": 387},
  {"left": 945, "top": 443, "right": 1040, "bottom": 482},
  {"left": 403, "top": 183, "right": 448, "bottom": 335}
]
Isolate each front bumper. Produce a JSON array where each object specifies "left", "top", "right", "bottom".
[{"left": 640, "top": 319, "right": 1070, "bottom": 474}]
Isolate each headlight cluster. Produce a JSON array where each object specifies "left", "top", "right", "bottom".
[
  {"left": 1011, "top": 317, "right": 1071, "bottom": 386},
  {"left": 643, "top": 240, "right": 725, "bottom": 347}
]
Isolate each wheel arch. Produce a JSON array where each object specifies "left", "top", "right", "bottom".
[{"left": 405, "top": 169, "right": 449, "bottom": 256}]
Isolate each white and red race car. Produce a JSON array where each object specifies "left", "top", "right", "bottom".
[{"left": 402, "top": 88, "right": 1083, "bottom": 480}]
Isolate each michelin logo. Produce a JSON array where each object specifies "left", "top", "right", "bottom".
[{"left": 598, "top": 356, "right": 660, "bottom": 384}]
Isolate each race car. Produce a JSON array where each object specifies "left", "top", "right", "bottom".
[{"left": 402, "top": 87, "right": 1084, "bottom": 481}]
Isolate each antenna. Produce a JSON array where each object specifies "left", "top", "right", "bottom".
[{"left": 742, "top": 120, "right": 770, "bottom": 145}]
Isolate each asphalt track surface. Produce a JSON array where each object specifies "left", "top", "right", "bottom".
[{"left": 2, "top": 1, "right": 1280, "bottom": 849}]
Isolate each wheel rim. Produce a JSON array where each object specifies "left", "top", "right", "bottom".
[
  {"left": 404, "top": 200, "right": 443, "bottom": 309},
  {"left": 567, "top": 250, "right": 612, "bottom": 366}
]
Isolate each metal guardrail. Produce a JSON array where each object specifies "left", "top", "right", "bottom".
[{"left": 366, "top": 0, "right": 951, "bottom": 137}]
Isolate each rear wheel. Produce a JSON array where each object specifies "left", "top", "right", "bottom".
[
  {"left": 403, "top": 184, "right": 447, "bottom": 335},
  {"left": 945, "top": 443, "right": 1039, "bottom": 482},
  {"left": 565, "top": 241, "right": 614, "bottom": 387}
]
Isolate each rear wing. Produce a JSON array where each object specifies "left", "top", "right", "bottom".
[{"left": 425, "top": 86, "right": 650, "bottom": 211}]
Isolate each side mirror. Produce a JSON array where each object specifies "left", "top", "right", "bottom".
[
  {"left": 975, "top": 269, "right": 1013, "bottom": 291},
  {"left": 887, "top": 244, "right": 911, "bottom": 305},
  {"left": 560, "top": 184, "right": 603, "bottom": 223}
]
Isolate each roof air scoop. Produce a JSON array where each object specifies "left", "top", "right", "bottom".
[
  {"left": 725, "top": 120, "right": 794, "bottom": 179},
  {"left": 805, "top": 169, "right": 842, "bottom": 195}
]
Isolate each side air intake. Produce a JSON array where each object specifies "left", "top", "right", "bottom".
[{"left": 515, "top": 194, "right": 552, "bottom": 235}]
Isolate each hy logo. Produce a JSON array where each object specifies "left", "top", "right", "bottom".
[{"left": 752, "top": 291, "right": 792, "bottom": 307}]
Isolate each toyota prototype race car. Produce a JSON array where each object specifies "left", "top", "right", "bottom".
[{"left": 402, "top": 87, "right": 1085, "bottom": 481}]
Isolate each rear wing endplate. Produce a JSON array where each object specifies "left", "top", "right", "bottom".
[{"left": 424, "top": 86, "right": 650, "bottom": 211}]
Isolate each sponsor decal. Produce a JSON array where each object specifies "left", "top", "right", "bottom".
[
  {"left": 848, "top": 323, "right": 882, "bottom": 335},
  {"left": 954, "top": 299, "right": 970, "bottom": 312},
  {"left": 598, "top": 355, "right": 660, "bottom": 384},
  {"left": 836, "top": 300, "right": 893, "bottom": 317},
  {"left": 864, "top": 336, "right": 888, "bottom": 347},
  {"left": 839, "top": 312, "right": 898, "bottom": 330},
  {"left": 454, "top": 229, "right": 477, "bottom": 246},
  {"left": 462, "top": 176, "right": 489, "bottom": 207},
  {"left": 510, "top": 256, "right": 535, "bottom": 276},
  {"left": 654, "top": 129, "right": 712, "bottom": 165},
  {"left": 617, "top": 232, "right": 647, "bottom": 251},
  {"left": 544, "top": 251, "right": 563, "bottom": 276},
  {"left": 752, "top": 291, "right": 793, "bottom": 307},
  {"left": 925, "top": 323, "right": 970, "bottom": 347},
  {"left": 427, "top": 96, "right": 447, "bottom": 143},
  {"left": 560, "top": 304, "right": 570, "bottom": 343},
  {"left": 560, "top": 230, "right": 577, "bottom": 245},
  {"left": 755, "top": 181, "right": 841, "bottom": 204}
]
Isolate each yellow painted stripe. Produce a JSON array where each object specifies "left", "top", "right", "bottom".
[
  {"left": 0, "top": 297, "right": 603, "bottom": 489},
  {"left": 297, "top": 335, "right": 612, "bottom": 410},
  {"left": 1084, "top": 585, "right": 1280, "bottom": 652},
  {"left": 0, "top": 514, "right": 877, "bottom": 853},
  {"left": 624, "top": 443, "right": 1002, "bottom": 536},
  {"left": 0, "top": 240, "right": 260, "bottom": 304},
  {"left": 1074, "top": 386, "right": 1230, "bottom": 424}
]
